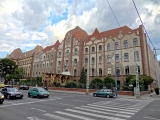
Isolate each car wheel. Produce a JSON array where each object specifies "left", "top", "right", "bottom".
[
  {"left": 7, "top": 95, "right": 10, "bottom": 100},
  {"left": 20, "top": 97, "right": 23, "bottom": 99},
  {"left": 93, "top": 93, "right": 97, "bottom": 97},
  {"left": 106, "top": 94, "right": 110, "bottom": 98},
  {"left": 0, "top": 101, "right": 3, "bottom": 104},
  {"left": 28, "top": 93, "right": 30, "bottom": 97},
  {"left": 37, "top": 94, "right": 40, "bottom": 98}
]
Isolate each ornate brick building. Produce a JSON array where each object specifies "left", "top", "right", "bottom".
[{"left": 9, "top": 25, "right": 160, "bottom": 87}]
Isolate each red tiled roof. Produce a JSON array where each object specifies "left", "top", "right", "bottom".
[
  {"left": 9, "top": 48, "right": 22, "bottom": 60},
  {"left": 19, "top": 45, "right": 43, "bottom": 59},
  {"left": 65, "top": 26, "right": 88, "bottom": 40},
  {"left": 86, "top": 25, "right": 136, "bottom": 42}
]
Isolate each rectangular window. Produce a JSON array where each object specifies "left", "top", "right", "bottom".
[
  {"left": 58, "top": 61, "right": 61, "bottom": 66},
  {"left": 74, "top": 59, "right": 77, "bottom": 64},
  {"left": 124, "top": 53, "right": 129, "bottom": 61},
  {"left": 85, "top": 48, "right": 88, "bottom": 54},
  {"left": 124, "top": 40, "right": 128, "bottom": 48},
  {"left": 133, "top": 38, "right": 138, "bottom": 46},
  {"left": 92, "top": 47, "right": 95, "bottom": 52},
  {"left": 107, "top": 44, "right": 110, "bottom": 51},
  {"left": 99, "top": 56, "right": 102, "bottom": 63},
  {"left": 115, "top": 42, "right": 119, "bottom": 49},
  {"left": 92, "top": 57, "right": 95, "bottom": 64},
  {"left": 125, "top": 66, "right": 129, "bottom": 75},
  {"left": 66, "top": 60, "right": 68, "bottom": 66},
  {"left": 92, "top": 69, "right": 95, "bottom": 76},
  {"left": 99, "top": 68, "right": 102, "bottom": 76},
  {"left": 107, "top": 55, "right": 111, "bottom": 63},
  {"left": 134, "top": 51, "right": 139, "bottom": 61},
  {"left": 116, "top": 67, "right": 120, "bottom": 75},
  {"left": 115, "top": 54, "right": 119, "bottom": 62},
  {"left": 59, "top": 52, "right": 61, "bottom": 57},
  {"left": 99, "top": 45, "right": 102, "bottom": 51},
  {"left": 85, "top": 58, "right": 88, "bottom": 64}
]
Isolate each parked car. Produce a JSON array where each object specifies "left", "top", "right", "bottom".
[
  {"left": 1, "top": 88, "right": 23, "bottom": 99},
  {"left": 19, "top": 85, "right": 29, "bottom": 90},
  {"left": 93, "top": 89, "right": 115, "bottom": 98},
  {"left": 0, "top": 92, "right": 4, "bottom": 104},
  {"left": 0, "top": 84, "right": 5, "bottom": 88},
  {"left": 28, "top": 87, "right": 49, "bottom": 98},
  {"left": 5, "top": 85, "right": 13, "bottom": 88}
]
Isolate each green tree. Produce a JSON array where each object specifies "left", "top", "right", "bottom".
[
  {"left": 0, "top": 58, "right": 17, "bottom": 78},
  {"left": 90, "top": 78, "right": 103, "bottom": 89},
  {"left": 78, "top": 67, "right": 87, "bottom": 85},
  {"left": 13, "top": 67, "right": 26, "bottom": 80},
  {"left": 103, "top": 76, "right": 115, "bottom": 89}
]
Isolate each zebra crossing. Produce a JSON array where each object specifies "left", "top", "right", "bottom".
[{"left": 27, "top": 98, "right": 152, "bottom": 120}]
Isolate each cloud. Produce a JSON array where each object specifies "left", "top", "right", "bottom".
[{"left": 0, "top": 0, "right": 160, "bottom": 60}]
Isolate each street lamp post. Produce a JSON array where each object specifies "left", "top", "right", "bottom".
[
  {"left": 134, "top": 50, "right": 140, "bottom": 98},
  {"left": 112, "top": 39, "right": 118, "bottom": 97},
  {"left": 86, "top": 60, "right": 89, "bottom": 95}
]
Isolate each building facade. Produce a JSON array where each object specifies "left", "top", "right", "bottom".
[{"left": 9, "top": 25, "right": 160, "bottom": 87}]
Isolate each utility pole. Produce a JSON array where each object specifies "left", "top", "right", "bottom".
[
  {"left": 112, "top": 39, "right": 118, "bottom": 97},
  {"left": 153, "top": 48, "right": 160, "bottom": 88},
  {"left": 86, "top": 60, "right": 89, "bottom": 95},
  {"left": 134, "top": 50, "right": 140, "bottom": 98}
]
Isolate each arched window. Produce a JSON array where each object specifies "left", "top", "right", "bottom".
[
  {"left": 99, "top": 45, "right": 102, "bottom": 51},
  {"left": 133, "top": 38, "right": 138, "bottom": 46},
  {"left": 108, "top": 68, "right": 111, "bottom": 75},
  {"left": 92, "top": 46, "right": 95, "bottom": 52},
  {"left": 124, "top": 40, "right": 128, "bottom": 48}
]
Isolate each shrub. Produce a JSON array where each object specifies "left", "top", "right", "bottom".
[
  {"left": 53, "top": 81, "right": 61, "bottom": 87},
  {"left": 103, "top": 76, "right": 115, "bottom": 89},
  {"left": 65, "top": 81, "right": 77, "bottom": 88},
  {"left": 154, "top": 87, "right": 159, "bottom": 95}
]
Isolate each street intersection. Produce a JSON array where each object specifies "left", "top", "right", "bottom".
[{"left": 0, "top": 90, "right": 159, "bottom": 120}]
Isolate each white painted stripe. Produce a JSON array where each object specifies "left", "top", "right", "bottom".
[
  {"left": 144, "top": 116, "right": 160, "bottom": 120},
  {"left": 74, "top": 107, "right": 131, "bottom": 118},
  {"left": 56, "top": 111, "right": 95, "bottom": 120},
  {"left": 87, "top": 104, "right": 139, "bottom": 112},
  {"left": 31, "top": 108, "right": 46, "bottom": 112},
  {"left": 82, "top": 106, "right": 135, "bottom": 115},
  {"left": 43, "top": 113, "right": 71, "bottom": 120},
  {"left": 118, "top": 98, "right": 151, "bottom": 102},
  {"left": 27, "top": 116, "right": 44, "bottom": 120},
  {"left": 60, "top": 103, "right": 75, "bottom": 106},
  {"left": 74, "top": 100, "right": 87, "bottom": 102},
  {"left": 65, "top": 109, "right": 126, "bottom": 120},
  {"left": 0, "top": 98, "right": 60, "bottom": 108}
]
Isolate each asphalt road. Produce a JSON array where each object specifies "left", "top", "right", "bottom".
[{"left": 0, "top": 89, "right": 159, "bottom": 120}]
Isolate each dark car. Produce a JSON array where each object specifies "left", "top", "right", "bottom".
[
  {"left": 19, "top": 85, "right": 29, "bottom": 90},
  {"left": 0, "top": 92, "right": 4, "bottom": 104},
  {"left": 1, "top": 88, "right": 23, "bottom": 99},
  {"left": 93, "top": 89, "right": 115, "bottom": 98},
  {"left": 5, "top": 85, "right": 13, "bottom": 88}
]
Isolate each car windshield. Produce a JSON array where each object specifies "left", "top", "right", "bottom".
[
  {"left": 37, "top": 88, "right": 46, "bottom": 92},
  {"left": 7, "top": 88, "right": 18, "bottom": 92}
]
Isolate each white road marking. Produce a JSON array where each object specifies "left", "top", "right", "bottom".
[
  {"left": 31, "top": 108, "right": 46, "bottom": 112},
  {"left": 0, "top": 98, "right": 61, "bottom": 108},
  {"left": 148, "top": 109, "right": 160, "bottom": 111},
  {"left": 74, "top": 107, "right": 131, "bottom": 118},
  {"left": 60, "top": 103, "right": 75, "bottom": 106},
  {"left": 81, "top": 106, "right": 135, "bottom": 115},
  {"left": 56, "top": 111, "right": 95, "bottom": 120},
  {"left": 43, "top": 113, "right": 71, "bottom": 120},
  {"left": 87, "top": 104, "right": 139, "bottom": 112},
  {"left": 144, "top": 116, "right": 160, "bottom": 120},
  {"left": 65, "top": 109, "right": 126, "bottom": 120},
  {"left": 74, "top": 100, "right": 87, "bottom": 102},
  {"left": 27, "top": 116, "right": 44, "bottom": 120}
]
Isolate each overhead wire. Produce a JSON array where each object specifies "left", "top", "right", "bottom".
[{"left": 131, "top": 0, "right": 155, "bottom": 48}]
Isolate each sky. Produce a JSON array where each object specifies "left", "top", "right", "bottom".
[{"left": 0, "top": 0, "right": 160, "bottom": 59}]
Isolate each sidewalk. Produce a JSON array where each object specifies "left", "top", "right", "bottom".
[{"left": 49, "top": 89, "right": 160, "bottom": 100}]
